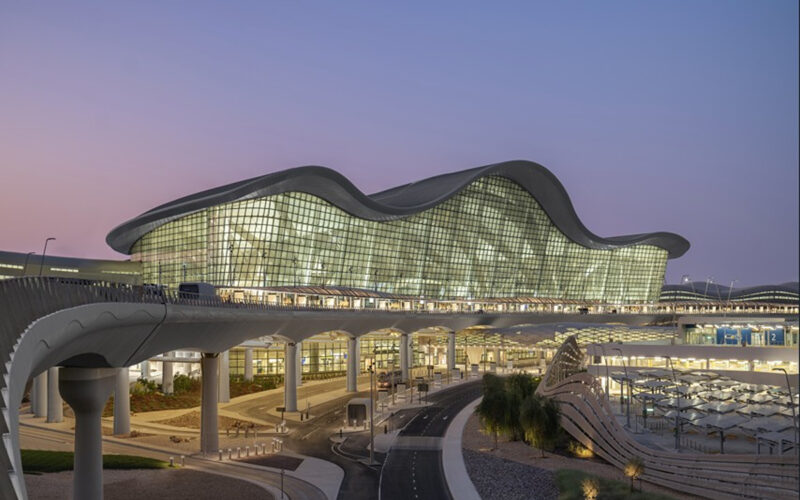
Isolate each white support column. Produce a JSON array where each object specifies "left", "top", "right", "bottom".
[
  {"left": 46, "top": 367, "right": 63, "bottom": 423},
  {"left": 346, "top": 337, "right": 358, "bottom": 392},
  {"left": 59, "top": 367, "right": 116, "bottom": 500},
  {"left": 140, "top": 360, "right": 150, "bottom": 381},
  {"left": 162, "top": 353, "right": 174, "bottom": 395},
  {"left": 447, "top": 331, "right": 456, "bottom": 372},
  {"left": 218, "top": 350, "right": 230, "bottom": 403},
  {"left": 296, "top": 341, "right": 303, "bottom": 388},
  {"left": 114, "top": 367, "right": 130, "bottom": 435},
  {"left": 284, "top": 342, "right": 298, "bottom": 412},
  {"left": 244, "top": 348, "right": 254, "bottom": 382},
  {"left": 201, "top": 353, "right": 219, "bottom": 454},
  {"left": 33, "top": 372, "right": 47, "bottom": 418},
  {"left": 400, "top": 333, "right": 409, "bottom": 382}
]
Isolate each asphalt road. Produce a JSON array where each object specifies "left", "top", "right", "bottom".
[{"left": 379, "top": 380, "right": 482, "bottom": 500}]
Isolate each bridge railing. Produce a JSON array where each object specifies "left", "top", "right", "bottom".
[{"left": 0, "top": 276, "right": 520, "bottom": 315}]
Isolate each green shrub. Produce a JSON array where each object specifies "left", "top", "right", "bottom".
[
  {"left": 130, "top": 378, "right": 158, "bottom": 395},
  {"left": 173, "top": 374, "right": 201, "bottom": 394},
  {"left": 21, "top": 450, "right": 168, "bottom": 473},
  {"left": 555, "top": 469, "right": 674, "bottom": 500}
]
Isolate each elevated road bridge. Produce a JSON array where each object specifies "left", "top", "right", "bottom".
[{"left": 0, "top": 276, "right": 711, "bottom": 499}]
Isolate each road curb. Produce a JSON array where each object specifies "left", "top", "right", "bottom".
[{"left": 442, "top": 395, "right": 482, "bottom": 500}]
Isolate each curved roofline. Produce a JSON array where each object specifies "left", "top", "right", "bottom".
[
  {"left": 662, "top": 282, "right": 799, "bottom": 299},
  {"left": 106, "top": 160, "right": 690, "bottom": 258}
]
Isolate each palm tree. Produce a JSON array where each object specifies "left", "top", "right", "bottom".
[
  {"left": 624, "top": 456, "right": 645, "bottom": 492},
  {"left": 520, "top": 394, "right": 561, "bottom": 457},
  {"left": 504, "top": 374, "right": 537, "bottom": 440},
  {"left": 476, "top": 374, "right": 507, "bottom": 449}
]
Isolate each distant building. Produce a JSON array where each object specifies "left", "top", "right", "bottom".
[{"left": 660, "top": 281, "right": 799, "bottom": 305}]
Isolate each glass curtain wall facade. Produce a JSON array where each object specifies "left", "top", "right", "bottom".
[
  {"left": 131, "top": 176, "right": 668, "bottom": 303},
  {"left": 229, "top": 335, "right": 542, "bottom": 378}
]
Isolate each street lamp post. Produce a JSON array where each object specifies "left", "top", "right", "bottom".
[
  {"left": 773, "top": 368, "right": 798, "bottom": 454},
  {"left": 38, "top": 237, "right": 55, "bottom": 276},
  {"left": 612, "top": 347, "right": 630, "bottom": 428},
  {"left": 665, "top": 356, "right": 681, "bottom": 450},
  {"left": 21, "top": 251, "right": 35, "bottom": 275}
]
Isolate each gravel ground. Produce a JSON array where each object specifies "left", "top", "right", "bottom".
[
  {"left": 155, "top": 410, "right": 265, "bottom": 431},
  {"left": 463, "top": 448, "right": 558, "bottom": 500},
  {"left": 25, "top": 468, "right": 274, "bottom": 499},
  {"left": 461, "top": 413, "right": 699, "bottom": 500}
]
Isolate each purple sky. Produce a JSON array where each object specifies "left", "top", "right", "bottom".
[{"left": 1, "top": 2, "right": 797, "bottom": 287}]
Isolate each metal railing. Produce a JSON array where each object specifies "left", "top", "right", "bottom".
[{"left": 537, "top": 335, "right": 799, "bottom": 500}]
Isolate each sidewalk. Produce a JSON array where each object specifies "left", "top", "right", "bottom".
[{"left": 442, "top": 396, "right": 482, "bottom": 500}]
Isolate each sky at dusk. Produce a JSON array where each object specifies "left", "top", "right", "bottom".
[{"left": 1, "top": 1, "right": 797, "bottom": 287}]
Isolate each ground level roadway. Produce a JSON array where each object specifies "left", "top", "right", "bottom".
[{"left": 379, "top": 380, "right": 482, "bottom": 500}]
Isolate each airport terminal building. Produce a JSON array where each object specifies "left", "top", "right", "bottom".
[{"left": 106, "top": 160, "right": 689, "bottom": 304}]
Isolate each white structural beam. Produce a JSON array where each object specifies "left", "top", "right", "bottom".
[
  {"left": 346, "top": 337, "right": 358, "bottom": 392},
  {"left": 218, "top": 350, "right": 230, "bottom": 403},
  {"left": 46, "top": 367, "right": 63, "bottom": 423},
  {"left": 400, "top": 333, "right": 409, "bottom": 382},
  {"left": 200, "top": 353, "right": 219, "bottom": 454},
  {"left": 447, "top": 331, "right": 456, "bottom": 371},
  {"left": 113, "top": 367, "right": 130, "bottom": 435},
  {"left": 244, "top": 347, "right": 254, "bottom": 381},
  {"left": 59, "top": 367, "right": 116, "bottom": 500},
  {"left": 162, "top": 352, "right": 174, "bottom": 395},
  {"left": 33, "top": 372, "right": 47, "bottom": 418}
]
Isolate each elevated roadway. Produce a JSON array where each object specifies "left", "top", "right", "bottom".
[{"left": 0, "top": 276, "right": 668, "bottom": 498}]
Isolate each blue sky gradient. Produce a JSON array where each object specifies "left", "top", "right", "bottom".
[{"left": 1, "top": 1, "right": 797, "bottom": 286}]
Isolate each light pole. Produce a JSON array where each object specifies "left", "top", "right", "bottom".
[
  {"left": 21, "top": 251, "right": 35, "bottom": 275},
  {"left": 724, "top": 279, "right": 738, "bottom": 318},
  {"left": 38, "top": 237, "right": 55, "bottom": 276},
  {"left": 368, "top": 363, "right": 376, "bottom": 465},
  {"left": 665, "top": 356, "right": 681, "bottom": 450},
  {"left": 612, "top": 347, "right": 630, "bottom": 428},
  {"left": 773, "top": 368, "right": 798, "bottom": 454}
]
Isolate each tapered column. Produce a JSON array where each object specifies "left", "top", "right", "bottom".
[
  {"left": 218, "top": 350, "right": 230, "bottom": 403},
  {"left": 346, "top": 337, "right": 358, "bottom": 392},
  {"left": 244, "top": 348, "right": 254, "bottom": 381},
  {"left": 162, "top": 353, "right": 174, "bottom": 395},
  {"left": 201, "top": 353, "right": 219, "bottom": 454},
  {"left": 46, "top": 367, "right": 63, "bottom": 423},
  {"left": 284, "top": 342, "right": 297, "bottom": 412},
  {"left": 33, "top": 372, "right": 47, "bottom": 417},
  {"left": 139, "top": 360, "right": 150, "bottom": 381},
  {"left": 447, "top": 331, "right": 456, "bottom": 371},
  {"left": 59, "top": 367, "right": 116, "bottom": 500},
  {"left": 114, "top": 367, "right": 130, "bottom": 435},
  {"left": 296, "top": 341, "right": 303, "bottom": 387},
  {"left": 400, "top": 333, "right": 409, "bottom": 382}
]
